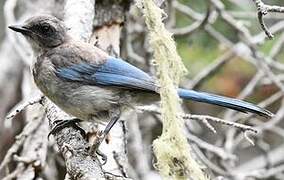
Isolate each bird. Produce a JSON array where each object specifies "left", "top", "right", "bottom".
[{"left": 9, "top": 15, "right": 273, "bottom": 141}]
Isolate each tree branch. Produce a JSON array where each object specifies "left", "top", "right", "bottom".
[{"left": 252, "top": 0, "right": 284, "bottom": 39}]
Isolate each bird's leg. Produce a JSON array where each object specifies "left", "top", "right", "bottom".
[
  {"left": 48, "top": 118, "right": 86, "bottom": 139},
  {"left": 95, "top": 109, "right": 121, "bottom": 147},
  {"left": 91, "top": 109, "right": 121, "bottom": 164},
  {"left": 103, "top": 109, "right": 121, "bottom": 138}
]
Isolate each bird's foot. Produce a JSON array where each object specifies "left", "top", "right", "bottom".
[
  {"left": 88, "top": 130, "right": 108, "bottom": 164},
  {"left": 91, "top": 130, "right": 106, "bottom": 150},
  {"left": 88, "top": 109, "right": 121, "bottom": 165},
  {"left": 96, "top": 148, "right": 107, "bottom": 165},
  {"left": 48, "top": 118, "right": 86, "bottom": 139},
  {"left": 91, "top": 109, "right": 120, "bottom": 148}
]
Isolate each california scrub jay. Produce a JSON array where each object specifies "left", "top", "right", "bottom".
[{"left": 9, "top": 15, "right": 273, "bottom": 139}]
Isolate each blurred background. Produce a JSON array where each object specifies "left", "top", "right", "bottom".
[{"left": 0, "top": 0, "right": 284, "bottom": 179}]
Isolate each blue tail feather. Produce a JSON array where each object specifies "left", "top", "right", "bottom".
[{"left": 178, "top": 88, "right": 273, "bottom": 118}]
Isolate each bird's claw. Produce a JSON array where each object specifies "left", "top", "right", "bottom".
[
  {"left": 48, "top": 118, "right": 86, "bottom": 139},
  {"left": 96, "top": 148, "right": 107, "bottom": 165}
]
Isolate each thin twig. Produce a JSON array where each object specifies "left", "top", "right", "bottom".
[
  {"left": 137, "top": 105, "right": 258, "bottom": 133},
  {"left": 186, "top": 131, "right": 237, "bottom": 160},
  {"left": 4, "top": 95, "right": 44, "bottom": 128},
  {"left": 0, "top": 114, "right": 44, "bottom": 172},
  {"left": 252, "top": 0, "right": 284, "bottom": 39}
]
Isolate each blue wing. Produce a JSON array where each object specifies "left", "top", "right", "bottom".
[
  {"left": 56, "top": 57, "right": 273, "bottom": 118},
  {"left": 57, "top": 57, "right": 157, "bottom": 92}
]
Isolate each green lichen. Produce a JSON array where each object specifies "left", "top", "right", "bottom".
[{"left": 136, "top": 0, "right": 208, "bottom": 179}]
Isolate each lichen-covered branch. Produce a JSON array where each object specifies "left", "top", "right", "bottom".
[{"left": 136, "top": 0, "right": 207, "bottom": 179}]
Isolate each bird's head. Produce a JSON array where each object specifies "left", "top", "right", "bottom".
[{"left": 9, "top": 15, "right": 68, "bottom": 51}]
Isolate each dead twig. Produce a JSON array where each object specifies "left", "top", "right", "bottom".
[
  {"left": 0, "top": 114, "right": 44, "bottom": 172},
  {"left": 137, "top": 105, "right": 258, "bottom": 133},
  {"left": 4, "top": 95, "right": 44, "bottom": 128},
  {"left": 252, "top": 0, "right": 284, "bottom": 39}
]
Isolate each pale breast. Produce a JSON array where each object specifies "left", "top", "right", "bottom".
[
  {"left": 31, "top": 41, "right": 126, "bottom": 121},
  {"left": 32, "top": 57, "right": 121, "bottom": 121}
]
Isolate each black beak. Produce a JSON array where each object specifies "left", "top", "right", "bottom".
[{"left": 8, "top": 25, "right": 30, "bottom": 34}]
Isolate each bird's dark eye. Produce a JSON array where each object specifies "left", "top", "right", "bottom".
[
  {"left": 42, "top": 24, "right": 51, "bottom": 32},
  {"left": 43, "top": 25, "right": 49, "bottom": 31}
]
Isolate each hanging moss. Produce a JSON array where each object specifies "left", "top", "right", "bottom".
[{"left": 136, "top": 0, "right": 208, "bottom": 179}]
